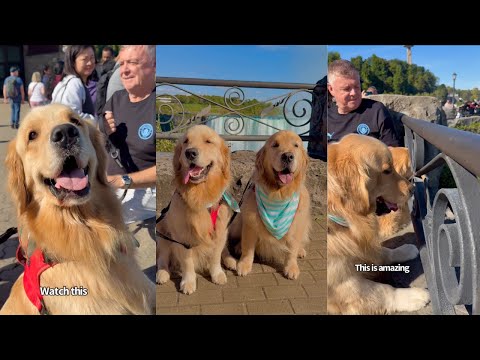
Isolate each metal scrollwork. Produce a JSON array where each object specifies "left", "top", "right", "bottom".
[
  {"left": 224, "top": 87, "right": 245, "bottom": 108},
  {"left": 282, "top": 90, "right": 312, "bottom": 128},
  {"left": 417, "top": 154, "right": 480, "bottom": 314},
  {"left": 156, "top": 81, "right": 313, "bottom": 138}
]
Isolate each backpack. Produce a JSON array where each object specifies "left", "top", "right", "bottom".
[
  {"left": 307, "top": 76, "right": 328, "bottom": 161},
  {"left": 6, "top": 77, "right": 18, "bottom": 99},
  {"left": 95, "top": 61, "right": 116, "bottom": 116}
]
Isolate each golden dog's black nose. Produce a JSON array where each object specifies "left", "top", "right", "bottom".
[
  {"left": 185, "top": 148, "right": 199, "bottom": 161},
  {"left": 282, "top": 152, "right": 294, "bottom": 164},
  {"left": 51, "top": 124, "right": 79, "bottom": 149}
]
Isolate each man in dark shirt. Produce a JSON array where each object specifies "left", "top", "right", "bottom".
[
  {"left": 102, "top": 45, "right": 156, "bottom": 281},
  {"left": 327, "top": 59, "right": 399, "bottom": 147}
]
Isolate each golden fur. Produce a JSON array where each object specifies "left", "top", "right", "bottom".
[
  {"left": 1, "top": 104, "right": 154, "bottom": 314},
  {"left": 156, "top": 125, "right": 232, "bottom": 294},
  {"left": 327, "top": 134, "right": 429, "bottom": 314},
  {"left": 225, "top": 130, "right": 311, "bottom": 279},
  {"left": 378, "top": 146, "right": 414, "bottom": 239}
]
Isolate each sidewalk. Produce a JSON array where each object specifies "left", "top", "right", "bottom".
[{"left": 0, "top": 103, "right": 30, "bottom": 308}]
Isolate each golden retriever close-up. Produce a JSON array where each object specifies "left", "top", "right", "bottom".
[
  {"left": 226, "top": 130, "right": 311, "bottom": 279},
  {"left": 1, "top": 104, "right": 154, "bottom": 314},
  {"left": 156, "top": 125, "right": 233, "bottom": 295},
  {"left": 378, "top": 146, "right": 414, "bottom": 239},
  {"left": 327, "top": 134, "right": 430, "bottom": 314}
]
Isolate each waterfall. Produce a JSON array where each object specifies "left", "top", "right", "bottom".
[{"left": 205, "top": 116, "right": 309, "bottom": 152}]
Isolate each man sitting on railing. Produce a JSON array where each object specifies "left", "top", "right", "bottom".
[{"left": 327, "top": 59, "right": 399, "bottom": 147}]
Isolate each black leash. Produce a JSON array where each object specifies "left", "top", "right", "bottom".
[
  {"left": 0, "top": 227, "right": 17, "bottom": 245},
  {"left": 227, "top": 178, "right": 251, "bottom": 227}
]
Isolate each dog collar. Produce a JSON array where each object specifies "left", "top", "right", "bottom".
[{"left": 327, "top": 214, "right": 349, "bottom": 227}]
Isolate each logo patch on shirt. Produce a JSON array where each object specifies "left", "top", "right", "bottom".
[
  {"left": 138, "top": 123, "right": 153, "bottom": 140},
  {"left": 327, "top": 132, "right": 334, "bottom": 140},
  {"left": 357, "top": 123, "right": 370, "bottom": 135}
]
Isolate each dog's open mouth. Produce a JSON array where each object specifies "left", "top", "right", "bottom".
[
  {"left": 376, "top": 196, "right": 398, "bottom": 216},
  {"left": 184, "top": 162, "right": 213, "bottom": 184},
  {"left": 44, "top": 156, "right": 90, "bottom": 199},
  {"left": 276, "top": 168, "right": 294, "bottom": 185}
]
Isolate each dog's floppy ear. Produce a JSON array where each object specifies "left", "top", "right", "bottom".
[
  {"left": 328, "top": 144, "right": 371, "bottom": 215},
  {"left": 87, "top": 122, "right": 108, "bottom": 186},
  {"left": 255, "top": 144, "right": 266, "bottom": 179},
  {"left": 172, "top": 137, "right": 183, "bottom": 178},
  {"left": 220, "top": 138, "right": 231, "bottom": 180},
  {"left": 5, "top": 139, "right": 31, "bottom": 214}
]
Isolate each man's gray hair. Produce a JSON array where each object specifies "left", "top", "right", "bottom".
[
  {"left": 120, "top": 45, "right": 156, "bottom": 65},
  {"left": 328, "top": 59, "right": 360, "bottom": 84}
]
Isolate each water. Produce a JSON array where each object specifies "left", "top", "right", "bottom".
[{"left": 206, "top": 116, "right": 310, "bottom": 152}]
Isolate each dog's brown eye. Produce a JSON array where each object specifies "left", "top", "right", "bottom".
[
  {"left": 272, "top": 142, "right": 279, "bottom": 148},
  {"left": 383, "top": 169, "right": 392, "bottom": 175},
  {"left": 206, "top": 139, "right": 212, "bottom": 144},
  {"left": 28, "top": 131, "right": 37, "bottom": 141},
  {"left": 70, "top": 118, "right": 81, "bottom": 126},
  {"left": 183, "top": 138, "right": 188, "bottom": 144},
  {"left": 294, "top": 143, "right": 299, "bottom": 148}
]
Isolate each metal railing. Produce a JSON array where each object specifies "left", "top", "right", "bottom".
[
  {"left": 156, "top": 76, "right": 315, "bottom": 142},
  {"left": 402, "top": 115, "right": 480, "bottom": 315}
]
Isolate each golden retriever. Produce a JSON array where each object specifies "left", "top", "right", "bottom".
[
  {"left": 1, "top": 104, "right": 154, "bottom": 314},
  {"left": 327, "top": 134, "right": 430, "bottom": 314},
  {"left": 226, "top": 130, "right": 311, "bottom": 279},
  {"left": 156, "top": 125, "right": 232, "bottom": 295},
  {"left": 378, "top": 147, "right": 414, "bottom": 239}
]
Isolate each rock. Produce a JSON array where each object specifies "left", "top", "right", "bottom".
[
  {"left": 156, "top": 151, "right": 326, "bottom": 218},
  {"left": 447, "top": 116, "right": 480, "bottom": 128}
]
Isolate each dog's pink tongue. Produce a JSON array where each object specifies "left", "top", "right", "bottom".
[
  {"left": 385, "top": 200, "right": 398, "bottom": 212},
  {"left": 55, "top": 168, "right": 88, "bottom": 191},
  {"left": 184, "top": 166, "right": 204, "bottom": 184},
  {"left": 278, "top": 172, "right": 293, "bottom": 184}
]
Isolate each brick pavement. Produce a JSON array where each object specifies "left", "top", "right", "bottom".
[{"left": 156, "top": 213, "right": 327, "bottom": 315}]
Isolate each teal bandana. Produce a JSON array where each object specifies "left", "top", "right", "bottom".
[
  {"left": 222, "top": 192, "right": 240, "bottom": 213},
  {"left": 255, "top": 185, "right": 299, "bottom": 240},
  {"left": 327, "top": 214, "right": 349, "bottom": 227}
]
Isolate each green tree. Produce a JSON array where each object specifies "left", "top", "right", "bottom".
[
  {"left": 433, "top": 84, "right": 448, "bottom": 101},
  {"left": 328, "top": 51, "right": 341, "bottom": 64}
]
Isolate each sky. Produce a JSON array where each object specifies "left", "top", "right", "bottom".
[
  {"left": 328, "top": 45, "right": 480, "bottom": 90},
  {"left": 156, "top": 45, "right": 327, "bottom": 100}
]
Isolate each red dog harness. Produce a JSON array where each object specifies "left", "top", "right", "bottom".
[
  {"left": 208, "top": 203, "right": 220, "bottom": 230},
  {"left": 16, "top": 241, "right": 56, "bottom": 314}
]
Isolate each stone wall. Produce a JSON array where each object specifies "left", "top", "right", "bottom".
[{"left": 156, "top": 151, "right": 327, "bottom": 218}]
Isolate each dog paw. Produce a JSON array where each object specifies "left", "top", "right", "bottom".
[
  {"left": 298, "top": 248, "right": 307, "bottom": 258},
  {"left": 284, "top": 263, "right": 300, "bottom": 280},
  {"left": 222, "top": 256, "right": 237, "bottom": 271},
  {"left": 156, "top": 269, "right": 170, "bottom": 284},
  {"left": 211, "top": 270, "right": 227, "bottom": 285},
  {"left": 393, "top": 287, "right": 430, "bottom": 312},
  {"left": 237, "top": 259, "right": 253, "bottom": 276},
  {"left": 392, "top": 244, "right": 419, "bottom": 263},
  {"left": 180, "top": 279, "right": 197, "bottom": 295}
]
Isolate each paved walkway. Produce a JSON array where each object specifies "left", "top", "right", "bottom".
[
  {"left": 156, "top": 212, "right": 327, "bottom": 315},
  {"left": 0, "top": 104, "right": 155, "bottom": 309}
]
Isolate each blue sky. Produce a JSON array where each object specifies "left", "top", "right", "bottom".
[
  {"left": 156, "top": 45, "right": 327, "bottom": 100},
  {"left": 328, "top": 45, "right": 480, "bottom": 90}
]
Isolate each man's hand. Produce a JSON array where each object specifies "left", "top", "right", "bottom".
[
  {"left": 107, "top": 174, "right": 124, "bottom": 189},
  {"left": 104, "top": 111, "right": 116, "bottom": 135}
]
